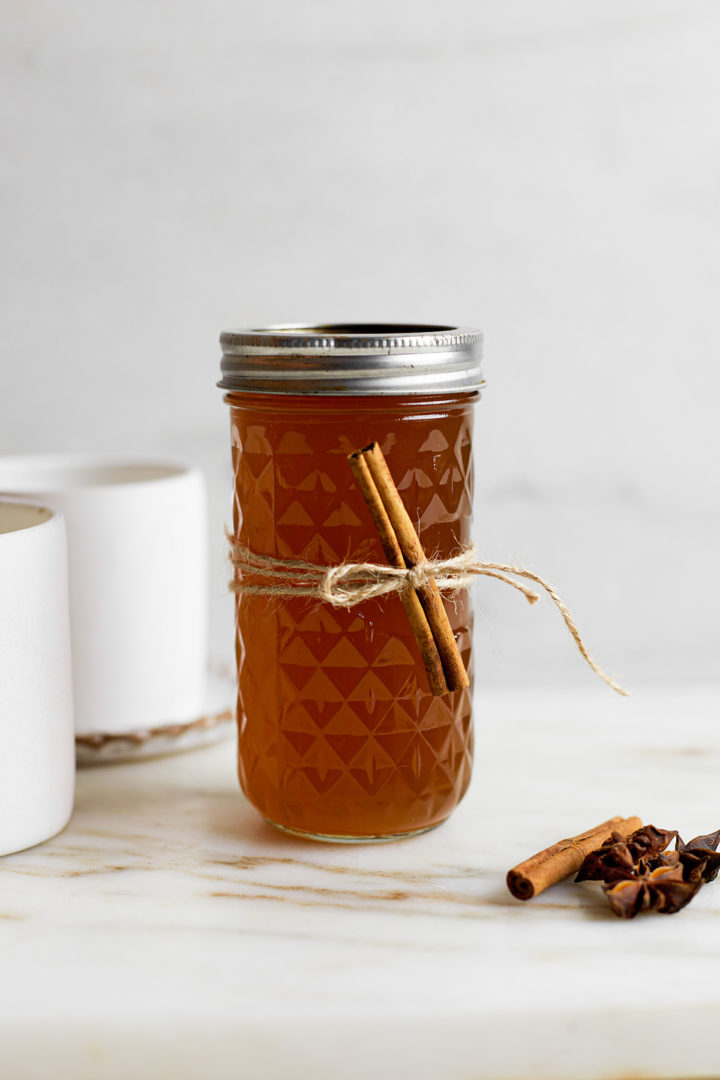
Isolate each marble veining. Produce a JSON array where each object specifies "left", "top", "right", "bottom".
[{"left": 2, "top": 687, "right": 720, "bottom": 1080}]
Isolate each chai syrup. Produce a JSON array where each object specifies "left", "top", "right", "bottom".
[{"left": 227, "top": 391, "right": 476, "bottom": 840}]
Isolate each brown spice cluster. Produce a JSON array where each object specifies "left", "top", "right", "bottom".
[{"left": 576, "top": 825, "right": 720, "bottom": 918}]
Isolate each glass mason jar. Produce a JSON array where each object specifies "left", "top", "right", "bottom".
[{"left": 219, "top": 324, "right": 483, "bottom": 842}]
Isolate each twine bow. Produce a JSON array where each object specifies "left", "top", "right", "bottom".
[{"left": 228, "top": 538, "right": 627, "bottom": 696}]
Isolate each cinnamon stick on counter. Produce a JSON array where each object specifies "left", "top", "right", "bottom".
[
  {"left": 348, "top": 441, "right": 468, "bottom": 695},
  {"left": 506, "top": 815, "right": 643, "bottom": 901}
]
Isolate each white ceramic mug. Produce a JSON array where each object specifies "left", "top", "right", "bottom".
[
  {"left": 0, "top": 501, "right": 75, "bottom": 855},
  {"left": 0, "top": 457, "right": 208, "bottom": 736}
]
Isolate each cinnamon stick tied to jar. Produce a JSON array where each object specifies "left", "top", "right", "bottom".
[
  {"left": 507, "top": 815, "right": 643, "bottom": 900},
  {"left": 348, "top": 442, "right": 469, "bottom": 697}
]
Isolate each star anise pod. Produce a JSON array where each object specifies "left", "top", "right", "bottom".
[
  {"left": 575, "top": 825, "right": 677, "bottom": 883},
  {"left": 574, "top": 832, "right": 634, "bottom": 883},
  {"left": 627, "top": 825, "right": 679, "bottom": 861},
  {"left": 676, "top": 829, "right": 720, "bottom": 884},
  {"left": 604, "top": 862, "right": 701, "bottom": 918}
]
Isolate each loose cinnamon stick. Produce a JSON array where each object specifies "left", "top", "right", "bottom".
[
  {"left": 348, "top": 450, "right": 449, "bottom": 695},
  {"left": 507, "top": 815, "right": 643, "bottom": 900},
  {"left": 349, "top": 442, "right": 469, "bottom": 693}
]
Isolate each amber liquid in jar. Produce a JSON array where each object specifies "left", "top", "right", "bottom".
[{"left": 228, "top": 391, "right": 476, "bottom": 841}]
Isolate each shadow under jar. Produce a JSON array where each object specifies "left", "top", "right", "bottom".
[{"left": 219, "top": 324, "right": 483, "bottom": 842}]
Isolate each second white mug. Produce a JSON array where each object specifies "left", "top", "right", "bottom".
[{"left": 0, "top": 456, "right": 208, "bottom": 736}]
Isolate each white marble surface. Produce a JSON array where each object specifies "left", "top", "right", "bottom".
[{"left": 2, "top": 686, "right": 720, "bottom": 1080}]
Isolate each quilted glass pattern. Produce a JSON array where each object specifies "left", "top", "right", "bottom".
[{"left": 229, "top": 393, "right": 476, "bottom": 838}]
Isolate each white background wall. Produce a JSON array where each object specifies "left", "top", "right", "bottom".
[{"left": 3, "top": 1, "right": 719, "bottom": 686}]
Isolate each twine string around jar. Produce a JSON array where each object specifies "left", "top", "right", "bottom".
[{"left": 228, "top": 536, "right": 628, "bottom": 696}]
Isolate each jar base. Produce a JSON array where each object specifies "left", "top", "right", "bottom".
[{"left": 265, "top": 818, "right": 444, "bottom": 844}]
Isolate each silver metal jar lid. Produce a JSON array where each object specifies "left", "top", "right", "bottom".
[{"left": 218, "top": 323, "right": 484, "bottom": 396}]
